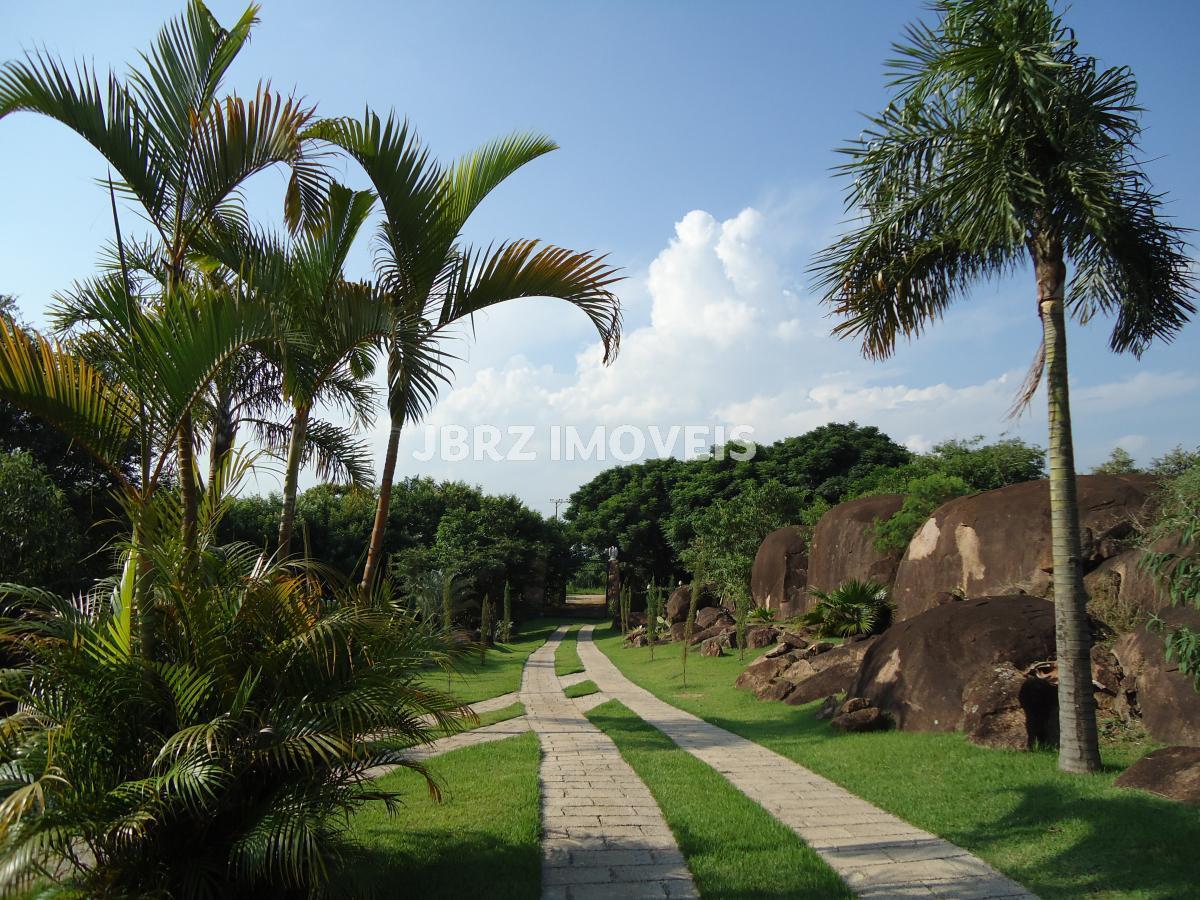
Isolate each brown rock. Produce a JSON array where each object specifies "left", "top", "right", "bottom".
[
  {"left": 1085, "top": 545, "right": 1175, "bottom": 632},
  {"left": 756, "top": 679, "right": 797, "bottom": 702},
  {"left": 961, "top": 663, "right": 1058, "bottom": 750},
  {"left": 892, "top": 475, "right": 1158, "bottom": 621},
  {"left": 783, "top": 638, "right": 879, "bottom": 706},
  {"left": 700, "top": 635, "right": 729, "bottom": 657},
  {"left": 746, "top": 626, "right": 780, "bottom": 649},
  {"left": 808, "top": 494, "right": 907, "bottom": 600},
  {"left": 1112, "top": 608, "right": 1200, "bottom": 746},
  {"left": 1114, "top": 746, "right": 1200, "bottom": 805},
  {"left": 830, "top": 706, "right": 891, "bottom": 733},
  {"left": 670, "top": 622, "right": 688, "bottom": 643},
  {"left": 696, "top": 606, "right": 734, "bottom": 630},
  {"left": 734, "top": 653, "right": 797, "bottom": 692},
  {"left": 850, "top": 596, "right": 1058, "bottom": 734},
  {"left": 815, "top": 695, "right": 842, "bottom": 720},
  {"left": 666, "top": 584, "right": 720, "bottom": 624},
  {"left": 840, "top": 697, "right": 873, "bottom": 714},
  {"left": 779, "top": 632, "right": 810, "bottom": 651},
  {"left": 750, "top": 526, "right": 809, "bottom": 618},
  {"left": 764, "top": 643, "right": 792, "bottom": 659}
]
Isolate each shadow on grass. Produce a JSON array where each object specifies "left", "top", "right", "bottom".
[{"left": 340, "top": 831, "right": 539, "bottom": 900}]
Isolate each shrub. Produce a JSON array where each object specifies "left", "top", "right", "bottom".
[
  {"left": 0, "top": 449, "right": 81, "bottom": 589},
  {"left": 804, "top": 579, "right": 894, "bottom": 637},
  {"left": 0, "top": 519, "right": 467, "bottom": 897},
  {"left": 745, "top": 606, "right": 776, "bottom": 624},
  {"left": 1141, "top": 463, "right": 1200, "bottom": 688},
  {"left": 873, "top": 473, "right": 972, "bottom": 554}
]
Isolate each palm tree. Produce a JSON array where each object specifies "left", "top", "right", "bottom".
[
  {"left": 309, "top": 114, "right": 623, "bottom": 589},
  {"left": 0, "top": 1, "right": 325, "bottom": 552},
  {"left": 201, "top": 183, "right": 390, "bottom": 555},
  {"left": 814, "top": 0, "right": 1195, "bottom": 772}
]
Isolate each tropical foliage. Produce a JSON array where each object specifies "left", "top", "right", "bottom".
[
  {"left": 813, "top": 0, "right": 1195, "bottom": 773},
  {"left": 804, "top": 579, "right": 895, "bottom": 638}
]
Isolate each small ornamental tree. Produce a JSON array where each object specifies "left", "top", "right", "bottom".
[
  {"left": 498, "top": 580, "right": 514, "bottom": 643},
  {"left": 479, "top": 595, "right": 493, "bottom": 663},
  {"left": 681, "top": 578, "right": 701, "bottom": 689},
  {"left": 646, "top": 578, "right": 663, "bottom": 661}
]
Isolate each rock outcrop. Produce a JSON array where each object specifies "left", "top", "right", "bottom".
[
  {"left": 892, "top": 475, "right": 1157, "bottom": 621},
  {"left": 849, "top": 596, "right": 1059, "bottom": 746},
  {"left": 1112, "top": 607, "right": 1200, "bottom": 747},
  {"left": 782, "top": 638, "right": 879, "bottom": 707},
  {"left": 750, "top": 526, "right": 809, "bottom": 618},
  {"left": 1114, "top": 746, "right": 1200, "bottom": 805},
  {"left": 807, "top": 494, "right": 906, "bottom": 598}
]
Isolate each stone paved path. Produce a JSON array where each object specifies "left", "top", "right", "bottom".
[
  {"left": 523, "top": 626, "right": 698, "bottom": 900},
  {"left": 576, "top": 625, "right": 1037, "bottom": 900}
]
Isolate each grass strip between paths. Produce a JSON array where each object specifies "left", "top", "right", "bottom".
[
  {"left": 592, "top": 625, "right": 1196, "bottom": 900},
  {"left": 433, "top": 617, "right": 574, "bottom": 705},
  {"left": 345, "top": 732, "right": 541, "bottom": 899},
  {"left": 554, "top": 624, "right": 585, "bottom": 677},
  {"left": 586, "top": 699, "right": 852, "bottom": 899},
  {"left": 563, "top": 680, "right": 598, "bottom": 699}
]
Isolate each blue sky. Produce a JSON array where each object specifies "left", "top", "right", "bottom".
[{"left": 3, "top": 1, "right": 1198, "bottom": 512}]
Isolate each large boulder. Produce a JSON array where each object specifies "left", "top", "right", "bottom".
[
  {"left": 807, "top": 494, "right": 906, "bottom": 598},
  {"left": 1115, "top": 746, "right": 1200, "bottom": 805},
  {"left": 1112, "top": 608, "right": 1200, "bottom": 746},
  {"left": 1084, "top": 539, "right": 1179, "bottom": 632},
  {"left": 783, "top": 637, "right": 879, "bottom": 706},
  {"left": 665, "top": 584, "right": 719, "bottom": 624},
  {"left": 750, "top": 526, "right": 809, "bottom": 618},
  {"left": 850, "top": 596, "right": 1058, "bottom": 738},
  {"left": 892, "top": 475, "right": 1158, "bottom": 621}
]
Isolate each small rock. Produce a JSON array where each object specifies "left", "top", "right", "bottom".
[
  {"left": 816, "top": 695, "right": 842, "bottom": 720},
  {"left": 1115, "top": 746, "right": 1200, "bottom": 805},
  {"left": 734, "top": 654, "right": 796, "bottom": 692},
  {"left": 756, "top": 679, "right": 797, "bottom": 702},
  {"left": 779, "top": 632, "right": 810, "bottom": 651},
  {"left": 839, "top": 697, "right": 873, "bottom": 714},
  {"left": 830, "top": 706, "right": 891, "bottom": 733},
  {"left": 765, "top": 643, "right": 792, "bottom": 659},
  {"left": 700, "top": 635, "right": 728, "bottom": 657},
  {"left": 746, "top": 626, "right": 780, "bottom": 649}
]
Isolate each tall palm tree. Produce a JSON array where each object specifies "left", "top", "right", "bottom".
[
  {"left": 814, "top": 0, "right": 1195, "bottom": 772},
  {"left": 202, "top": 183, "right": 391, "bottom": 555},
  {"left": 0, "top": 0, "right": 325, "bottom": 552},
  {"left": 309, "top": 114, "right": 624, "bottom": 589}
]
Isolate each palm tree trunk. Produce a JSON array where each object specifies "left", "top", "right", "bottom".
[
  {"left": 179, "top": 410, "right": 198, "bottom": 555},
  {"left": 1036, "top": 242, "right": 1101, "bottom": 774},
  {"left": 207, "top": 381, "right": 237, "bottom": 489},
  {"left": 277, "top": 405, "right": 311, "bottom": 556},
  {"left": 360, "top": 409, "right": 402, "bottom": 591}
]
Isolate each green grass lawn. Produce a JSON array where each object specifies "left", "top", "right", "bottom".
[
  {"left": 554, "top": 624, "right": 585, "bottom": 677},
  {"left": 587, "top": 699, "right": 853, "bottom": 899},
  {"left": 432, "top": 617, "right": 570, "bottom": 705},
  {"left": 563, "top": 679, "right": 598, "bottom": 699},
  {"left": 345, "top": 732, "right": 541, "bottom": 899},
  {"left": 593, "top": 626, "right": 1195, "bottom": 900}
]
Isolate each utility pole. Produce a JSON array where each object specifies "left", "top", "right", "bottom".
[{"left": 551, "top": 498, "right": 568, "bottom": 519}]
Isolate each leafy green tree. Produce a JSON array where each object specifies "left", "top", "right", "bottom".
[
  {"left": 680, "top": 479, "right": 805, "bottom": 604},
  {"left": 0, "top": 450, "right": 82, "bottom": 589},
  {"left": 1150, "top": 445, "right": 1200, "bottom": 479},
  {"left": 1092, "top": 447, "right": 1141, "bottom": 475},
  {"left": 814, "top": 0, "right": 1195, "bottom": 773}
]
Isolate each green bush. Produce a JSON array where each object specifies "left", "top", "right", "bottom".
[
  {"left": 0, "top": 449, "right": 81, "bottom": 589},
  {"left": 803, "top": 579, "right": 894, "bottom": 637},
  {"left": 0, "top": 517, "right": 467, "bottom": 897},
  {"left": 873, "top": 473, "right": 972, "bottom": 554},
  {"left": 1141, "top": 463, "right": 1200, "bottom": 687}
]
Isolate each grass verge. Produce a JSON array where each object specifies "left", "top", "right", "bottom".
[
  {"left": 563, "top": 680, "right": 598, "bottom": 699},
  {"left": 433, "top": 617, "right": 572, "bottom": 705},
  {"left": 345, "top": 732, "right": 541, "bottom": 899},
  {"left": 554, "top": 624, "right": 585, "bottom": 677},
  {"left": 587, "top": 699, "right": 852, "bottom": 899},
  {"left": 593, "top": 626, "right": 1194, "bottom": 900}
]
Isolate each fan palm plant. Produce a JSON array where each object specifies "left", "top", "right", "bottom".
[
  {"left": 804, "top": 579, "right": 894, "bottom": 638},
  {"left": 813, "top": 0, "right": 1195, "bottom": 772},
  {"left": 0, "top": 484, "right": 468, "bottom": 897},
  {"left": 0, "top": 0, "right": 326, "bottom": 553},
  {"left": 307, "top": 114, "right": 624, "bottom": 589}
]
